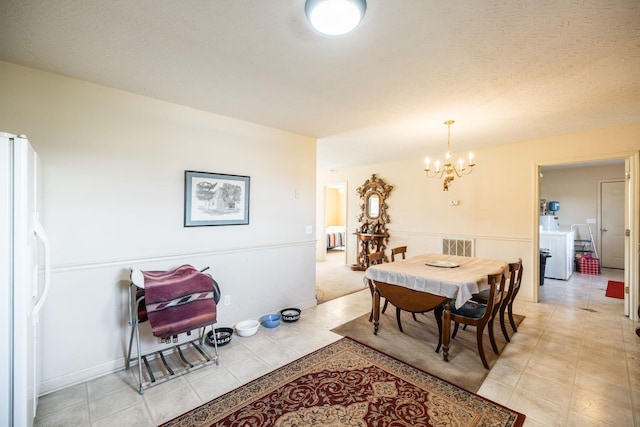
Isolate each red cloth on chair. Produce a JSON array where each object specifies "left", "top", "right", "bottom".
[{"left": 141, "top": 264, "right": 217, "bottom": 338}]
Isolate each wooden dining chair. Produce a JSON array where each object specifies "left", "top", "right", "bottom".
[
  {"left": 472, "top": 259, "right": 523, "bottom": 344},
  {"left": 390, "top": 246, "right": 407, "bottom": 262},
  {"left": 441, "top": 271, "right": 506, "bottom": 369},
  {"left": 368, "top": 251, "right": 385, "bottom": 266}
]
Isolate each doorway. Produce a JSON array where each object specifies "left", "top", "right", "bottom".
[
  {"left": 324, "top": 183, "right": 347, "bottom": 262},
  {"left": 315, "top": 183, "right": 365, "bottom": 304},
  {"left": 536, "top": 155, "right": 639, "bottom": 321}
]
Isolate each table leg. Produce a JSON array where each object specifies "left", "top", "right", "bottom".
[
  {"left": 373, "top": 287, "right": 380, "bottom": 335},
  {"left": 442, "top": 300, "right": 450, "bottom": 362}
]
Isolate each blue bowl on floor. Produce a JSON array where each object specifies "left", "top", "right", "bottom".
[{"left": 261, "top": 313, "right": 281, "bottom": 328}]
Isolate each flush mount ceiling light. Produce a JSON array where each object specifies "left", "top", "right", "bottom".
[{"left": 305, "top": 0, "right": 367, "bottom": 35}]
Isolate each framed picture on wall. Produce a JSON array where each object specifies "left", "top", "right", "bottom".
[{"left": 184, "top": 171, "right": 250, "bottom": 226}]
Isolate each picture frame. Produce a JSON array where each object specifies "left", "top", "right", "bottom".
[{"left": 184, "top": 171, "right": 250, "bottom": 226}]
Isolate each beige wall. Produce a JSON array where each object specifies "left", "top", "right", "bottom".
[
  {"left": 317, "top": 125, "right": 640, "bottom": 305},
  {"left": 0, "top": 61, "right": 318, "bottom": 393},
  {"left": 325, "top": 187, "right": 346, "bottom": 226}
]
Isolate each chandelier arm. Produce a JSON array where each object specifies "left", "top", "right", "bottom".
[{"left": 424, "top": 169, "right": 446, "bottom": 179}]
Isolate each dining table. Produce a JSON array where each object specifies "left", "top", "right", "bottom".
[{"left": 365, "top": 253, "right": 508, "bottom": 362}]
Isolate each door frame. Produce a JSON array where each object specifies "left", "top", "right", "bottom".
[{"left": 533, "top": 151, "right": 639, "bottom": 321}]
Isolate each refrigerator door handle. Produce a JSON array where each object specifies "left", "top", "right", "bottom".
[{"left": 32, "top": 220, "right": 51, "bottom": 318}]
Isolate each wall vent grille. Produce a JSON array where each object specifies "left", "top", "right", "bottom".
[{"left": 442, "top": 238, "right": 474, "bottom": 257}]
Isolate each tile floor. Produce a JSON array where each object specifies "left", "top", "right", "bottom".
[{"left": 35, "top": 268, "right": 639, "bottom": 426}]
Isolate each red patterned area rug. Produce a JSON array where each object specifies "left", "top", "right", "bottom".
[{"left": 162, "top": 337, "right": 525, "bottom": 426}]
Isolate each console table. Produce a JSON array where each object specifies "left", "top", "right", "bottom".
[{"left": 351, "top": 232, "right": 388, "bottom": 271}]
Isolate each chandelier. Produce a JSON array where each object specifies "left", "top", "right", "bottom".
[{"left": 424, "top": 120, "right": 475, "bottom": 191}]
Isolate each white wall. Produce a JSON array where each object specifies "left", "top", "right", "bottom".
[
  {"left": 540, "top": 163, "right": 625, "bottom": 251},
  {"left": 0, "top": 61, "right": 318, "bottom": 393},
  {"left": 317, "top": 125, "right": 640, "bottom": 306}
]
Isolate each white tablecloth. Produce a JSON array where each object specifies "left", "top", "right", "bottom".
[{"left": 365, "top": 253, "right": 507, "bottom": 309}]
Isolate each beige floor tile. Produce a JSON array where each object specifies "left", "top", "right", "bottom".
[
  {"left": 485, "top": 362, "right": 523, "bottom": 388},
  {"left": 631, "top": 389, "right": 640, "bottom": 423},
  {"left": 136, "top": 375, "right": 190, "bottom": 400},
  {"left": 255, "top": 343, "right": 301, "bottom": 367},
  {"left": 34, "top": 401, "right": 90, "bottom": 427},
  {"left": 575, "top": 357, "right": 629, "bottom": 385},
  {"left": 91, "top": 403, "right": 154, "bottom": 427},
  {"left": 143, "top": 378, "right": 200, "bottom": 425},
  {"left": 214, "top": 339, "right": 259, "bottom": 364},
  {"left": 523, "top": 358, "right": 577, "bottom": 387},
  {"left": 476, "top": 377, "right": 514, "bottom": 405},
  {"left": 516, "top": 371, "right": 573, "bottom": 409},
  {"left": 571, "top": 389, "right": 634, "bottom": 426},
  {"left": 527, "top": 347, "right": 580, "bottom": 371},
  {"left": 566, "top": 411, "right": 617, "bottom": 427},
  {"left": 188, "top": 367, "right": 243, "bottom": 401},
  {"left": 89, "top": 388, "right": 143, "bottom": 421},
  {"left": 86, "top": 369, "right": 137, "bottom": 400},
  {"left": 522, "top": 416, "right": 553, "bottom": 427},
  {"left": 508, "top": 388, "right": 568, "bottom": 427},
  {"left": 36, "top": 383, "right": 87, "bottom": 417},
  {"left": 574, "top": 371, "right": 631, "bottom": 402},
  {"left": 225, "top": 355, "right": 273, "bottom": 383}
]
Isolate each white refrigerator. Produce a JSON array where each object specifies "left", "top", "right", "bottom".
[{"left": 1, "top": 133, "right": 51, "bottom": 427}]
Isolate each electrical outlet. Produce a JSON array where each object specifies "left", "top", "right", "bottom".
[
  {"left": 449, "top": 200, "right": 459, "bottom": 206},
  {"left": 224, "top": 295, "right": 231, "bottom": 306}
]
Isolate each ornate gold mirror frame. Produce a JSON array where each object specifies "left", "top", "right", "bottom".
[{"left": 351, "top": 174, "right": 393, "bottom": 270}]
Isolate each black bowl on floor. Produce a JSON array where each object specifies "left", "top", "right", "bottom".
[
  {"left": 206, "top": 327, "right": 233, "bottom": 347},
  {"left": 280, "top": 308, "right": 301, "bottom": 322}
]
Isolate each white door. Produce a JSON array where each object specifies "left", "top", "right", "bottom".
[{"left": 600, "top": 181, "right": 625, "bottom": 269}]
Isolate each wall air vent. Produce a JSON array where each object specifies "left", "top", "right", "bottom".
[{"left": 442, "top": 238, "right": 474, "bottom": 257}]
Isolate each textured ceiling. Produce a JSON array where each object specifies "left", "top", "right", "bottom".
[{"left": 0, "top": 0, "right": 638, "bottom": 171}]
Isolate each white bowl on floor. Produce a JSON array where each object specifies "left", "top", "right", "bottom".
[{"left": 235, "top": 319, "right": 260, "bottom": 337}]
